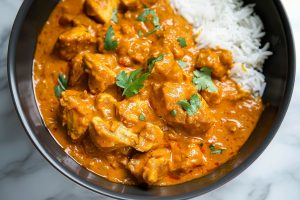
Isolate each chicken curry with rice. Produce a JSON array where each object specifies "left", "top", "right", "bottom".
[{"left": 34, "top": 0, "right": 263, "bottom": 185}]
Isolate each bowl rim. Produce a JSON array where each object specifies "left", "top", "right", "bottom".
[{"left": 7, "top": 0, "right": 296, "bottom": 199}]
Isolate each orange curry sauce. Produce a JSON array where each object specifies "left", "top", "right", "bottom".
[{"left": 33, "top": 0, "right": 263, "bottom": 185}]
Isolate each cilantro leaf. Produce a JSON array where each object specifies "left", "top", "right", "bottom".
[
  {"left": 193, "top": 67, "right": 218, "bottom": 92},
  {"left": 111, "top": 9, "right": 118, "bottom": 23},
  {"left": 116, "top": 69, "right": 150, "bottom": 97},
  {"left": 177, "top": 37, "right": 187, "bottom": 48},
  {"left": 137, "top": 8, "right": 160, "bottom": 35},
  {"left": 209, "top": 144, "right": 226, "bottom": 155},
  {"left": 139, "top": 113, "right": 145, "bottom": 121},
  {"left": 177, "top": 100, "right": 191, "bottom": 112},
  {"left": 177, "top": 60, "right": 188, "bottom": 68},
  {"left": 170, "top": 110, "right": 177, "bottom": 117},
  {"left": 54, "top": 73, "right": 68, "bottom": 97},
  {"left": 58, "top": 73, "right": 68, "bottom": 90},
  {"left": 147, "top": 54, "right": 165, "bottom": 72},
  {"left": 151, "top": 12, "right": 160, "bottom": 27},
  {"left": 190, "top": 94, "right": 201, "bottom": 108},
  {"left": 137, "top": 8, "right": 152, "bottom": 22},
  {"left": 177, "top": 94, "right": 201, "bottom": 116},
  {"left": 54, "top": 85, "right": 64, "bottom": 98},
  {"left": 104, "top": 26, "right": 118, "bottom": 51}
]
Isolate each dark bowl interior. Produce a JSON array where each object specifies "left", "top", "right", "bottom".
[{"left": 7, "top": 0, "right": 295, "bottom": 199}]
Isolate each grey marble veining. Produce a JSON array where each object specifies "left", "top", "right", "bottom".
[{"left": 0, "top": 0, "right": 299, "bottom": 200}]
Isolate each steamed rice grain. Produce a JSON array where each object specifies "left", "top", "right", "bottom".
[{"left": 170, "top": 0, "right": 272, "bottom": 96}]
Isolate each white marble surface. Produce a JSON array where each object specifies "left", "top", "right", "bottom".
[{"left": 0, "top": 0, "right": 299, "bottom": 199}]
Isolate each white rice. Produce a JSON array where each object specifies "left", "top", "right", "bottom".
[{"left": 170, "top": 0, "right": 272, "bottom": 96}]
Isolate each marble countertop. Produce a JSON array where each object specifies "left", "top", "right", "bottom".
[{"left": 0, "top": 0, "right": 299, "bottom": 199}]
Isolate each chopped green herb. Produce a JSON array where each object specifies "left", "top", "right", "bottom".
[
  {"left": 54, "top": 73, "right": 68, "bottom": 98},
  {"left": 139, "top": 113, "right": 145, "bottom": 121},
  {"left": 177, "top": 60, "right": 188, "bottom": 68},
  {"left": 144, "top": 26, "right": 160, "bottom": 36},
  {"left": 177, "top": 37, "right": 187, "bottom": 48},
  {"left": 137, "top": 8, "right": 160, "bottom": 35},
  {"left": 58, "top": 73, "right": 67, "bottom": 90},
  {"left": 151, "top": 12, "right": 160, "bottom": 27},
  {"left": 177, "top": 94, "right": 201, "bottom": 116},
  {"left": 209, "top": 144, "right": 226, "bottom": 155},
  {"left": 54, "top": 85, "right": 64, "bottom": 98},
  {"left": 193, "top": 67, "right": 218, "bottom": 92},
  {"left": 137, "top": 8, "right": 153, "bottom": 22},
  {"left": 104, "top": 26, "right": 118, "bottom": 51},
  {"left": 147, "top": 54, "right": 165, "bottom": 71},
  {"left": 116, "top": 69, "right": 150, "bottom": 97},
  {"left": 111, "top": 9, "right": 118, "bottom": 23},
  {"left": 170, "top": 110, "right": 177, "bottom": 117}
]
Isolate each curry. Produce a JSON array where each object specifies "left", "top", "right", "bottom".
[{"left": 34, "top": 0, "right": 263, "bottom": 185}]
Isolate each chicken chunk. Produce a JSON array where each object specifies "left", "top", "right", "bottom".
[
  {"left": 151, "top": 82, "right": 193, "bottom": 123},
  {"left": 59, "top": 13, "right": 98, "bottom": 30},
  {"left": 161, "top": 16, "right": 195, "bottom": 59},
  {"left": 141, "top": 0, "right": 158, "bottom": 5},
  {"left": 118, "top": 36, "right": 152, "bottom": 66},
  {"left": 72, "top": 14, "right": 99, "bottom": 30},
  {"left": 202, "top": 78, "right": 246, "bottom": 104},
  {"left": 55, "top": 26, "right": 96, "bottom": 60},
  {"left": 90, "top": 116, "right": 163, "bottom": 153},
  {"left": 60, "top": 90, "right": 95, "bottom": 140},
  {"left": 95, "top": 93, "right": 117, "bottom": 120},
  {"left": 69, "top": 52, "right": 87, "bottom": 86},
  {"left": 169, "top": 142, "right": 206, "bottom": 173},
  {"left": 116, "top": 96, "right": 157, "bottom": 129},
  {"left": 127, "top": 148, "right": 171, "bottom": 184},
  {"left": 89, "top": 117, "right": 138, "bottom": 151},
  {"left": 151, "top": 82, "right": 214, "bottom": 134},
  {"left": 201, "top": 89, "right": 222, "bottom": 105},
  {"left": 105, "top": 147, "right": 133, "bottom": 168},
  {"left": 151, "top": 53, "right": 184, "bottom": 82},
  {"left": 85, "top": 0, "right": 119, "bottom": 24},
  {"left": 59, "top": 13, "right": 75, "bottom": 27},
  {"left": 120, "top": 0, "right": 158, "bottom": 9},
  {"left": 201, "top": 80, "right": 223, "bottom": 105},
  {"left": 121, "top": 0, "right": 139, "bottom": 9},
  {"left": 83, "top": 53, "right": 117, "bottom": 94},
  {"left": 219, "top": 78, "right": 248, "bottom": 101},
  {"left": 197, "top": 48, "right": 233, "bottom": 79},
  {"left": 135, "top": 123, "right": 164, "bottom": 152}
]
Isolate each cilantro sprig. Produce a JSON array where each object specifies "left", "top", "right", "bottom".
[
  {"left": 177, "top": 37, "right": 187, "bottom": 48},
  {"left": 177, "top": 94, "right": 201, "bottom": 116},
  {"left": 147, "top": 54, "right": 165, "bottom": 71},
  {"left": 193, "top": 67, "right": 218, "bottom": 92},
  {"left": 209, "top": 144, "right": 226, "bottom": 155},
  {"left": 137, "top": 8, "right": 161, "bottom": 36},
  {"left": 104, "top": 26, "right": 118, "bottom": 51},
  {"left": 54, "top": 73, "right": 68, "bottom": 98},
  {"left": 116, "top": 53, "right": 165, "bottom": 97},
  {"left": 116, "top": 69, "right": 150, "bottom": 97}
]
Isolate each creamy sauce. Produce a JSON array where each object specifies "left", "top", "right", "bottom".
[{"left": 34, "top": 0, "right": 263, "bottom": 185}]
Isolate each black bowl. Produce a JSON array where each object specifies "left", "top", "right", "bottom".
[{"left": 7, "top": 0, "right": 295, "bottom": 199}]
